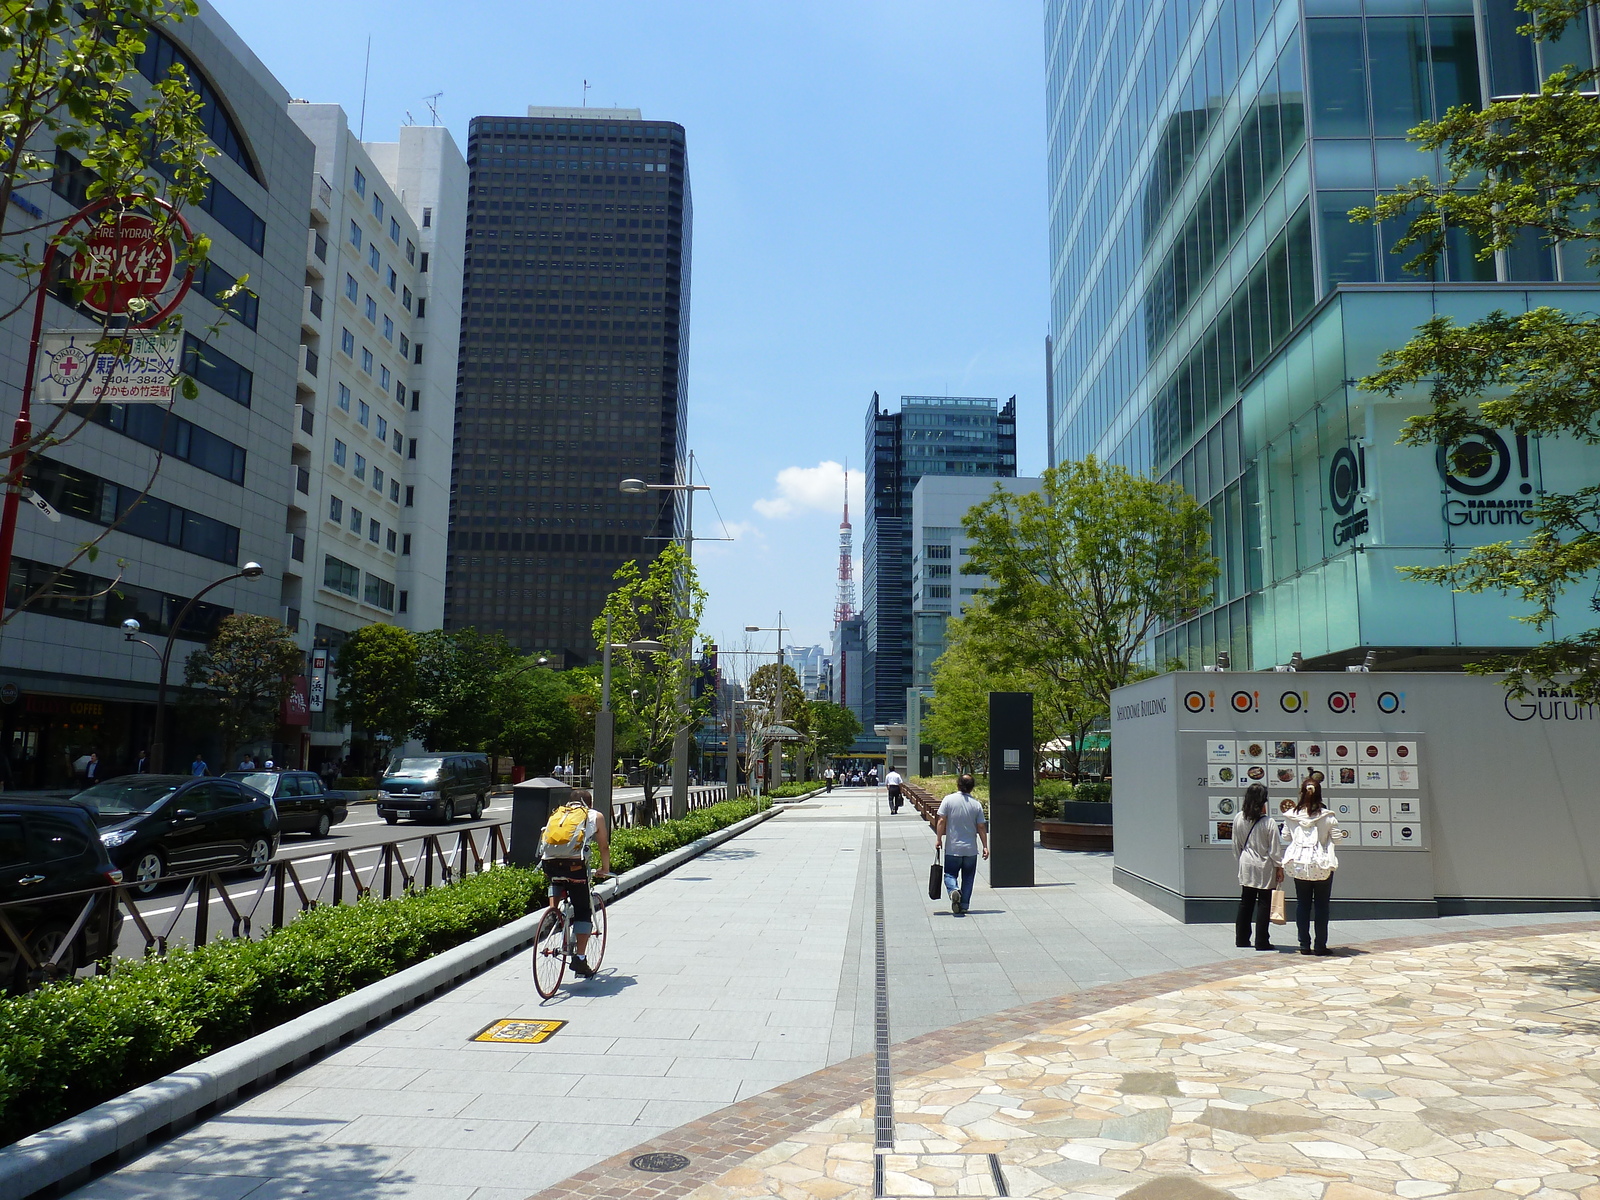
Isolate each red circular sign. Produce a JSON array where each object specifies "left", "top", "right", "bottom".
[{"left": 68, "top": 214, "right": 177, "bottom": 318}]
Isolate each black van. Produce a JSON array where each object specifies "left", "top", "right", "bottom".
[{"left": 376, "top": 754, "right": 492, "bottom": 824}]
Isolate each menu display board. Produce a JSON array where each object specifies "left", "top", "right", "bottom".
[{"left": 1196, "top": 734, "right": 1424, "bottom": 850}]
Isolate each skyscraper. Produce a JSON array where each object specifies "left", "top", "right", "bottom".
[
  {"left": 1047, "top": 0, "right": 1600, "bottom": 673},
  {"left": 447, "top": 107, "right": 691, "bottom": 663},
  {"left": 862, "top": 394, "right": 1016, "bottom": 727}
]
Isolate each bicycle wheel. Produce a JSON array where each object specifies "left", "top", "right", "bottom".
[
  {"left": 531, "top": 908, "right": 568, "bottom": 999},
  {"left": 585, "top": 896, "right": 607, "bottom": 972}
]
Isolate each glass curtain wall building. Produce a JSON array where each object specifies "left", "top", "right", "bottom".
[
  {"left": 863, "top": 394, "right": 1016, "bottom": 726},
  {"left": 1046, "top": 0, "right": 1600, "bottom": 671},
  {"left": 448, "top": 108, "right": 691, "bottom": 663}
]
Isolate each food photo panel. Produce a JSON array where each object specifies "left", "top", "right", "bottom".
[
  {"left": 1359, "top": 740, "right": 1386, "bottom": 763},
  {"left": 1239, "top": 740, "right": 1267, "bottom": 762},
  {"left": 1269, "top": 740, "right": 1297, "bottom": 764},
  {"left": 1328, "top": 741, "right": 1356, "bottom": 765},
  {"left": 1360, "top": 765, "right": 1389, "bottom": 789},
  {"left": 1327, "top": 765, "right": 1357, "bottom": 789},
  {"left": 1361, "top": 797, "right": 1392, "bottom": 822},
  {"left": 1297, "top": 741, "right": 1325, "bottom": 766},
  {"left": 1207, "top": 763, "right": 1239, "bottom": 788},
  {"left": 1205, "top": 739, "right": 1235, "bottom": 763},
  {"left": 1389, "top": 763, "right": 1420, "bottom": 789},
  {"left": 1208, "top": 795, "right": 1240, "bottom": 821},
  {"left": 1390, "top": 796, "right": 1422, "bottom": 821},
  {"left": 1387, "top": 740, "right": 1418, "bottom": 766}
]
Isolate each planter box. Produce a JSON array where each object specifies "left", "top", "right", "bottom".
[
  {"left": 1038, "top": 818, "right": 1113, "bottom": 852},
  {"left": 1057, "top": 800, "right": 1113, "bottom": 825}
]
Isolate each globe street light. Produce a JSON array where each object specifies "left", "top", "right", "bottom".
[{"left": 124, "top": 561, "right": 265, "bottom": 772}]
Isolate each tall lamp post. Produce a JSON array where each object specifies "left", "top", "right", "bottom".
[
  {"left": 620, "top": 451, "right": 713, "bottom": 821},
  {"left": 122, "top": 561, "right": 265, "bottom": 772},
  {"left": 745, "top": 615, "right": 788, "bottom": 789},
  {"left": 593, "top": 609, "right": 664, "bottom": 823}
]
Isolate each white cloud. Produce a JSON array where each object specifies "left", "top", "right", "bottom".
[{"left": 754, "top": 460, "right": 865, "bottom": 520}]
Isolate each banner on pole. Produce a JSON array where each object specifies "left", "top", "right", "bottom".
[{"left": 36, "top": 331, "right": 180, "bottom": 403}]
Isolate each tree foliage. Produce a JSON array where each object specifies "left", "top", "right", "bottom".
[
  {"left": 591, "top": 542, "right": 708, "bottom": 820},
  {"left": 182, "top": 614, "right": 301, "bottom": 764},
  {"left": 747, "top": 662, "right": 807, "bottom": 733},
  {"left": 806, "top": 700, "right": 861, "bottom": 760},
  {"left": 334, "top": 624, "right": 418, "bottom": 751},
  {"left": 411, "top": 628, "right": 517, "bottom": 751},
  {"left": 962, "top": 458, "right": 1216, "bottom": 725},
  {"left": 1352, "top": 0, "right": 1600, "bottom": 701},
  {"left": 488, "top": 665, "right": 579, "bottom": 776}
]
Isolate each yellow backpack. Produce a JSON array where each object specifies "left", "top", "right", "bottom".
[{"left": 541, "top": 801, "right": 590, "bottom": 858}]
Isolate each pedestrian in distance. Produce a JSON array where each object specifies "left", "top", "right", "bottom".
[
  {"left": 190, "top": 753, "right": 208, "bottom": 777},
  {"left": 83, "top": 752, "right": 101, "bottom": 783},
  {"left": 824, "top": 767, "right": 834, "bottom": 793},
  {"left": 868, "top": 766, "right": 879, "bottom": 787},
  {"left": 934, "top": 774, "right": 989, "bottom": 916},
  {"left": 1281, "top": 776, "right": 1341, "bottom": 956},
  {"left": 1232, "top": 783, "right": 1282, "bottom": 951},
  {"left": 885, "top": 767, "right": 904, "bottom": 813},
  {"left": 238, "top": 753, "right": 256, "bottom": 770},
  {"left": 135, "top": 750, "right": 149, "bottom": 774}
]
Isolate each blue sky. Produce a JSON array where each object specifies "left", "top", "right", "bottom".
[{"left": 212, "top": 0, "right": 1049, "bottom": 667}]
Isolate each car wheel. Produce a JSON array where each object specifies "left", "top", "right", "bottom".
[
  {"left": 133, "top": 851, "right": 166, "bottom": 896},
  {"left": 471, "top": 795, "right": 485, "bottom": 820},
  {"left": 384, "top": 813, "right": 398, "bottom": 825},
  {"left": 314, "top": 812, "right": 332, "bottom": 839},
  {"left": 26, "top": 925, "right": 78, "bottom": 988},
  {"left": 247, "top": 838, "right": 272, "bottom": 875},
  {"left": 440, "top": 799, "right": 455, "bottom": 823}
]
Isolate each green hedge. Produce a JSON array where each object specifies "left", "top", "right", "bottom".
[
  {"left": 768, "top": 781, "right": 821, "bottom": 798},
  {"left": 0, "top": 798, "right": 759, "bottom": 1146}
]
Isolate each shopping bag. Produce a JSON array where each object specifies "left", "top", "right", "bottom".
[
  {"left": 1269, "top": 889, "right": 1287, "bottom": 925},
  {"left": 927, "top": 847, "right": 942, "bottom": 901}
]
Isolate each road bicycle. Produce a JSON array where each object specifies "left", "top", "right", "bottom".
[{"left": 531, "top": 871, "right": 607, "bottom": 998}]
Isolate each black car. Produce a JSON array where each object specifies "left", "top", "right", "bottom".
[
  {"left": 71, "top": 776, "right": 280, "bottom": 895},
  {"left": 0, "top": 800, "right": 125, "bottom": 989},
  {"left": 224, "top": 770, "right": 349, "bottom": 838},
  {"left": 376, "top": 754, "right": 492, "bottom": 824}
]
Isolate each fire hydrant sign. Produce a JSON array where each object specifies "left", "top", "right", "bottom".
[
  {"left": 36, "top": 331, "right": 179, "bottom": 403},
  {"left": 70, "top": 213, "right": 177, "bottom": 316}
]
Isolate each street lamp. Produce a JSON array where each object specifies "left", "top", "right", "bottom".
[
  {"left": 619, "top": 452, "right": 713, "bottom": 820},
  {"left": 123, "top": 561, "right": 265, "bottom": 772},
  {"left": 745, "top": 615, "right": 788, "bottom": 791},
  {"left": 592, "top": 607, "right": 667, "bottom": 821}
]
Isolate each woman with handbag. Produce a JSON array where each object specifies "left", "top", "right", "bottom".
[
  {"left": 1232, "top": 784, "right": 1282, "bottom": 951},
  {"left": 1281, "top": 777, "right": 1341, "bottom": 956}
]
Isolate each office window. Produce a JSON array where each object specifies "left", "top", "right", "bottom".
[
  {"left": 324, "top": 554, "right": 359, "bottom": 597},
  {"left": 389, "top": 479, "right": 399, "bottom": 503},
  {"left": 407, "top": 237, "right": 417, "bottom": 261},
  {"left": 354, "top": 453, "right": 366, "bottom": 480},
  {"left": 348, "top": 219, "right": 361, "bottom": 248},
  {"left": 382, "top": 316, "right": 394, "bottom": 342},
  {"left": 419, "top": 252, "right": 429, "bottom": 272},
  {"left": 413, "top": 343, "right": 423, "bottom": 364},
  {"left": 328, "top": 495, "right": 342, "bottom": 523},
  {"left": 402, "top": 533, "right": 412, "bottom": 553},
  {"left": 420, "top": 209, "right": 431, "bottom": 229},
  {"left": 337, "top": 382, "right": 351, "bottom": 412},
  {"left": 410, "top": 390, "right": 418, "bottom": 413},
  {"left": 376, "top": 415, "right": 388, "bottom": 440},
  {"left": 364, "top": 295, "right": 377, "bottom": 322},
  {"left": 368, "top": 244, "right": 380, "bottom": 271},
  {"left": 415, "top": 298, "right": 426, "bottom": 319},
  {"left": 89, "top": 402, "right": 245, "bottom": 484},
  {"left": 360, "top": 348, "right": 373, "bottom": 374},
  {"left": 350, "top": 505, "right": 363, "bottom": 532},
  {"left": 386, "top": 529, "right": 397, "bottom": 552},
  {"left": 181, "top": 334, "right": 252, "bottom": 407},
  {"left": 399, "top": 335, "right": 410, "bottom": 356},
  {"left": 333, "top": 438, "right": 346, "bottom": 466},
  {"left": 364, "top": 573, "right": 394, "bottom": 610},
  {"left": 353, "top": 168, "right": 365, "bottom": 196},
  {"left": 395, "top": 382, "right": 406, "bottom": 406},
  {"left": 195, "top": 259, "right": 257, "bottom": 329},
  {"left": 372, "top": 466, "right": 384, "bottom": 492},
  {"left": 407, "top": 437, "right": 417, "bottom": 460},
  {"left": 398, "top": 589, "right": 408, "bottom": 613},
  {"left": 372, "top": 195, "right": 384, "bottom": 221},
  {"left": 340, "top": 328, "right": 354, "bottom": 356},
  {"left": 357, "top": 400, "right": 370, "bottom": 427},
  {"left": 392, "top": 429, "right": 402, "bottom": 454},
  {"left": 389, "top": 217, "right": 400, "bottom": 244},
  {"left": 402, "top": 286, "right": 412, "bottom": 310},
  {"left": 368, "top": 517, "right": 380, "bottom": 544},
  {"left": 379, "top": 365, "right": 390, "bottom": 389},
  {"left": 386, "top": 266, "right": 397, "bottom": 292},
  {"left": 404, "top": 486, "right": 414, "bottom": 508},
  {"left": 345, "top": 273, "right": 357, "bottom": 301},
  {"left": 199, "top": 177, "right": 266, "bottom": 256}
]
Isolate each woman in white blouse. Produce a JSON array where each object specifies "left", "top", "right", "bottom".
[
  {"left": 1232, "top": 784, "right": 1282, "bottom": 951},
  {"left": 1281, "top": 777, "right": 1340, "bottom": 956}
]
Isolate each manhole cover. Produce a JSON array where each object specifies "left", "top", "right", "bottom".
[
  {"left": 630, "top": 1152, "right": 690, "bottom": 1173},
  {"left": 470, "top": 1019, "right": 565, "bottom": 1044}
]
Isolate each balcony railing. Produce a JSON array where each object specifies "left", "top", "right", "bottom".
[{"left": 316, "top": 174, "right": 333, "bottom": 211}]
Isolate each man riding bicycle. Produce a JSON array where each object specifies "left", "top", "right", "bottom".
[{"left": 539, "top": 788, "right": 611, "bottom": 977}]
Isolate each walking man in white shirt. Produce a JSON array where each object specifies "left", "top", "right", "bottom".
[
  {"left": 934, "top": 774, "right": 989, "bottom": 915},
  {"left": 885, "top": 768, "right": 904, "bottom": 813}
]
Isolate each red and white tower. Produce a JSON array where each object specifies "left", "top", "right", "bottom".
[{"left": 834, "top": 466, "right": 855, "bottom": 625}]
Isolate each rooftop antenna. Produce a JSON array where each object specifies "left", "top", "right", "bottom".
[
  {"left": 403, "top": 110, "right": 414, "bottom": 126},
  {"left": 424, "top": 92, "right": 443, "bottom": 126},
  {"left": 358, "top": 35, "right": 371, "bottom": 139},
  {"left": 582, "top": 79, "right": 590, "bottom": 107}
]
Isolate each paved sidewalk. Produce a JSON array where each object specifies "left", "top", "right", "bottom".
[{"left": 65, "top": 790, "right": 1600, "bottom": 1199}]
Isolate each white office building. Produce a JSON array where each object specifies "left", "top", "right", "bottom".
[{"left": 285, "top": 104, "right": 465, "bottom": 768}]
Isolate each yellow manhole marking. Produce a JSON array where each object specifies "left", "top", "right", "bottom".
[{"left": 471, "top": 1018, "right": 566, "bottom": 1044}]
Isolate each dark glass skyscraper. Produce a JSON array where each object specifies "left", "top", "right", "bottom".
[
  {"left": 447, "top": 107, "right": 691, "bottom": 662},
  {"left": 862, "top": 394, "right": 1016, "bottom": 727}
]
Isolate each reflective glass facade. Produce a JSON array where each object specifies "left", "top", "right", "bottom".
[{"left": 1046, "top": 0, "right": 1600, "bottom": 670}]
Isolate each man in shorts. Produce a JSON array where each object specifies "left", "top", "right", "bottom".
[{"left": 539, "top": 789, "right": 612, "bottom": 977}]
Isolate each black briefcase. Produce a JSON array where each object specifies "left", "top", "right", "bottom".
[{"left": 927, "top": 846, "right": 942, "bottom": 900}]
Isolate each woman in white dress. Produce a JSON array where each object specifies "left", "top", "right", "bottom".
[{"left": 1281, "top": 777, "right": 1340, "bottom": 956}]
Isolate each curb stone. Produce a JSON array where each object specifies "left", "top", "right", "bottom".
[{"left": 0, "top": 803, "right": 783, "bottom": 1200}]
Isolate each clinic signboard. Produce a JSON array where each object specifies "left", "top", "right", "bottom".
[{"left": 1110, "top": 670, "right": 1600, "bottom": 922}]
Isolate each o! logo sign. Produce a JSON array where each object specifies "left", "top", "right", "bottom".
[
  {"left": 1377, "top": 691, "right": 1404, "bottom": 714},
  {"left": 1183, "top": 691, "right": 1208, "bottom": 713},
  {"left": 1230, "top": 690, "right": 1258, "bottom": 714},
  {"left": 1327, "top": 691, "right": 1354, "bottom": 714},
  {"left": 1279, "top": 691, "right": 1306, "bottom": 714}
]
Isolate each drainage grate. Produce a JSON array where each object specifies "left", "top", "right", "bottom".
[{"left": 873, "top": 798, "right": 894, "bottom": 1151}]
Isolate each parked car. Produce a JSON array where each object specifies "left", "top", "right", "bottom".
[
  {"left": 69, "top": 775, "right": 280, "bottom": 895},
  {"left": 223, "top": 770, "right": 349, "bottom": 839},
  {"left": 376, "top": 754, "right": 492, "bottom": 824},
  {"left": 0, "top": 800, "right": 125, "bottom": 989}
]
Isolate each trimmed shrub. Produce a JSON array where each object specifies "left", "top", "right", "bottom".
[
  {"left": 768, "top": 781, "right": 821, "bottom": 798},
  {"left": 1074, "top": 781, "right": 1112, "bottom": 804},
  {"left": 0, "top": 798, "right": 759, "bottom": 1146}
]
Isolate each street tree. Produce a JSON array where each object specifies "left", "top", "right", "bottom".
[
  {"left": 411, "top": 628, "right": 517, "bottom": 751},
  {"left": 0, "top": 0, "right": 250, "bottom": 628},
  {"left": 1353, "top": 0, "right": 1600, "bottom": 702},
  {"left": 489, "top": 663, "right": 578, "bottom": 777},
  {"left": 962, "top": 458, "right": 1216, "bottom": 770},
  {"left": 747, "top": 661, "right": 808, "bottom": 780},
  {"left": 181, "top": 614, "right": 301, "bottom": 767},
  {"left": 334, "top": 624, "right": 418, "bottom": 771},
  {"left": 591, "top": 542, "right": 707, "bottom": 824},
  {"left": 807, "top": 700, "right": 861, "bottom": 764}
]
